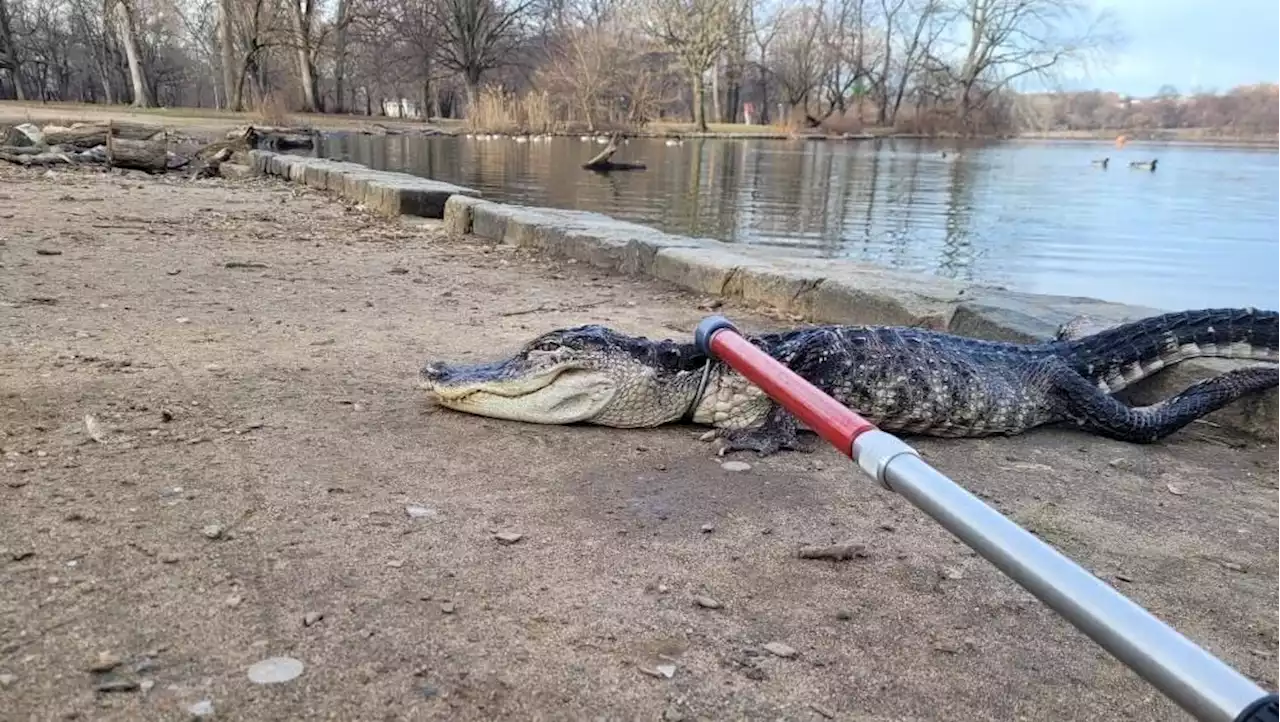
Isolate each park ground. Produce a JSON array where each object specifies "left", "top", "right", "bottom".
[{"left": 0, "top": 157, "right": 1276, "bottom": 721}]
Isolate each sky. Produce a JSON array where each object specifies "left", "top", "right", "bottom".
[{"left": 1082, "top": 0, "right": 1279, "bottom": 96}]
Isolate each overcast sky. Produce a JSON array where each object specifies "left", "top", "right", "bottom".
[{"left": 1085, "top": 0, "right": 1279, "bottom": 95}]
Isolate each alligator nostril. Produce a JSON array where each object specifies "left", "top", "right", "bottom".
[{"left": 421, "top": 361, "right": 449, "bottom": 379}]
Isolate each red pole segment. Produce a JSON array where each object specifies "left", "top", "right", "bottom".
[{"left": 694, "top": 317, "right": 877, "bottom": 456}]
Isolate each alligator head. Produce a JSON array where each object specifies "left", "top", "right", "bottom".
[{"left": 419, "top": 325, "right": 711, "bottom": 427}]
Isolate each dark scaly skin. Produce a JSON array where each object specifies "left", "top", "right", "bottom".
[
  {"left": 420, "top": 308, "right": 1279, "bottom": 456},
  {"left": 718, "top": 309, "right": 1278, "bottom": 454}
]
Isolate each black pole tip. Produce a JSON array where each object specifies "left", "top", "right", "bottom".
[
  {"left": 1234, "top": 693, "right": 1278, "bottom": 722},
  {"left": 695, "top": 315, "right": 738, "bottom": 357}
]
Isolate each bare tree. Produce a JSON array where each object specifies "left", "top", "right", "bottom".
[
  {"left": 284, "top": 0, "right": 319, "bottom": 111},
  {"left": 639, "top": 0, "right": 736, "bottom": 130},
  {"left": 881, "top": 0, "right": 943, "bottom": 124},
  {"left": 769, "top": 4, "right": 824, "bottom": 115},
  {"left": 0, "top": 0, "right": 24, "bottom": 99},
  {"left": 745, "top": 0, "right": 782, "bottom": 123},
  {"left": 436, "top": 0, "right": 535, "bottom": 106},
  {"left": 948, "top": 0, "right": 1120, "bottom": 127},
  {"left": 106, "top": 0, "right": 152, "bottom": 106},
  {"left": 216, "top": 0, "right": 237, "bottom": 108}
]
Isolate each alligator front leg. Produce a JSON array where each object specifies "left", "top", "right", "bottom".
[
  {"left": 717, "top": 406, "right": 816, "bottom": 456},
  {"left": 1046, "top": 358, "right": 1279, "bottom": 442}
]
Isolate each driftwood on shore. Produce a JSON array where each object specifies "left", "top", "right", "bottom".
[
  {"left": 0, "top": 148, "right": 75, "bottom": 166},
  {"left": 225, "top": 125, "right": 314, "bottom": 150},
  {"left": 0, "top": 119, "right": 248, "bottom": 176},
  {"left": 0, "top": 119, "right": 316, "bottom": 179},
  {"left": 581, "top": 133, "right": 646, "bottom": 172}
]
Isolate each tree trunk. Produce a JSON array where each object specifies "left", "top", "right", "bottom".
[
  {"left": 333, "top": 0, "right": 349, "bottom": 113},
  {"left": 756, "top": 66, "right": 770, "bottom": 124},
  {"left": 0, "top": 0, "right": 24, "bottom": 100},
  {"left": 711, "top": 61, "right": 722, "bottom": 123},
  {"left": 218, "top": 0, "right": 240, "bottom": 110},
  {"left": 691, "top": 71, "right": 707, "bottom": 131},
  {"left": 287, "top": 0, "right": 317, "bottom": 112},
  {"left": 111, "top": 0, "right": 152, "bottom": 108}
]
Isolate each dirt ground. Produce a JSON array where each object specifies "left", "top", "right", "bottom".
[{"left": 0, "top": 161, "right": 1276, "bottom": 722}]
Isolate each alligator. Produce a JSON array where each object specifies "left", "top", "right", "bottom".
[{"left": 418, "top": 307, "right": 1279, "bottom": 456}]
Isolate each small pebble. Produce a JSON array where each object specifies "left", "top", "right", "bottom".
[
  {"left": 0, "top": 673, "right": 15, "bottom": 687},
  {"left": 160, "top": 552, "right": 182, "bottom": 564},
  {"left": 246, "top": 656, "right": 304, "bottom": 684},
  {"left": 189, "top": 699, "right": 215, "bottom": 717},
  {"left": 1222, "top": 562, "right": 1246, "bottom": 573},
  {"left": 440, "top": 602, "right": 456, "bottom": 614},
  {"left": 201, "top": 524, "right": 225, "bottom": 540},
  {"left": 494, "top": 531, "right": 524, "bottom": 545},
  {"left": 176, "top": 317, "right": 191, "bottom": 324},
  {"left": 405, "top": 505, "right": 436, "bottom": 519},
  {"left": 835, "top": 609, "right": 853, "bottom": 621},
  {"left": 94, "top": 678, "right": 139, "bottom": 693},
  {"left": 764, "top": 642, "right": 797, "bottom": 658},
  {"left": 87, "top": 652, "right": 122, "bottom": 673},
  {"left": 809, "top": 702, "right": 835, "bottom": 719},
  {"left": 139, "top": 679, "right": 155, "bottom": 694},
  {"left": 693, "top": 595, "right": 722, "bottom": 609},
  {"left": 700, "top": 524, "right": 715, "bottom": 534},
  {"left": 224, "top": 594, "right": 243, "bottom": 608},
  {"left": 637, "top": 662, "right": 677, "bottom": 679},
  {"left": 302, "top": 611, "right": 324, "bottom": 627},
  {"left": 720, "top": 460, "right": 751, "bottom": 472},
  {"left": 386, "top": 559, "right": 405, "bottom": 568}
]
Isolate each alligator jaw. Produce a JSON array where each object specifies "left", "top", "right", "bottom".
[{"left": 420, "top": 361, "right": 621, "bottom": 425}]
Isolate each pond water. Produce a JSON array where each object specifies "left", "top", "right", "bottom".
[{"left": 311, "top": 133, "right": 1279, "bottom": 311}]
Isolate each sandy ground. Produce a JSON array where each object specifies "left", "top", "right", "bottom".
[{"left": 0, "top": 161, "right": 1276, "bottom": 722}]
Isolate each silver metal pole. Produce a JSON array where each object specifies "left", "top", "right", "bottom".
[{"left": 853, "top": 429, "right": 1270, "bottom": 722}]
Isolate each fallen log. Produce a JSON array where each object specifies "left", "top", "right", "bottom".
[
  {"left": 0, "top": 145, "right": 45, "bottom": 156},
  {"left": 581, "top": 133, "right": 646, "bottom": 172},
  {"left": 0, "top": 150, "right": 75, "bottom": 166},
  {"left": 105, "top": 134, "right": 169, "bottom": 173},
  {"left": 2, "top": 123, "right": 41, "bottom": 146},
  {"left": 41, "top": 121, "right": 166, "bottom": 149}
]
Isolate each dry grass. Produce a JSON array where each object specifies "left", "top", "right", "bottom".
[
  {"left": 466, "top": 86, "right": 561, "bottom": 134},
  {"left": 254, "top": 90, "right": 294, "bottom": 127}
]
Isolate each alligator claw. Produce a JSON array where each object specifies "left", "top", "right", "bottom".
[{"left": 717, "top": 422, "right": 814, "bottom": 457}]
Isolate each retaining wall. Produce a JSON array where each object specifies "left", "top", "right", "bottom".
[{"left": 248, "top": 149, "right": 1277, "bottom": 441}]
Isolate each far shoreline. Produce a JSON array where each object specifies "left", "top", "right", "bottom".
[{"left": 2, "top": 100, "right": 1276, "bottom": 151}]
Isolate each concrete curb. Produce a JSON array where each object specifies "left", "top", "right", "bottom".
[
  {"left": 248, "top": 149, "right": 481, "bottom": 218},
  {"left": 247, "top": 149, "right": 1277, "bottom": 440}
]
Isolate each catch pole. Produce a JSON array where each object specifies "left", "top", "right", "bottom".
[{"left": 694, "top": 315, "right": 1277, "bottom": 722}]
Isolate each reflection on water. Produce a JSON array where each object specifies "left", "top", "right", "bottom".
[{"left": 312, "top": 133, "right": 1279, "bottom": 311}]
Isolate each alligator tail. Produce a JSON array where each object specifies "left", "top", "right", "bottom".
[{"left": 1061, "top": 307, "right": 1279, "bottom": 394}]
